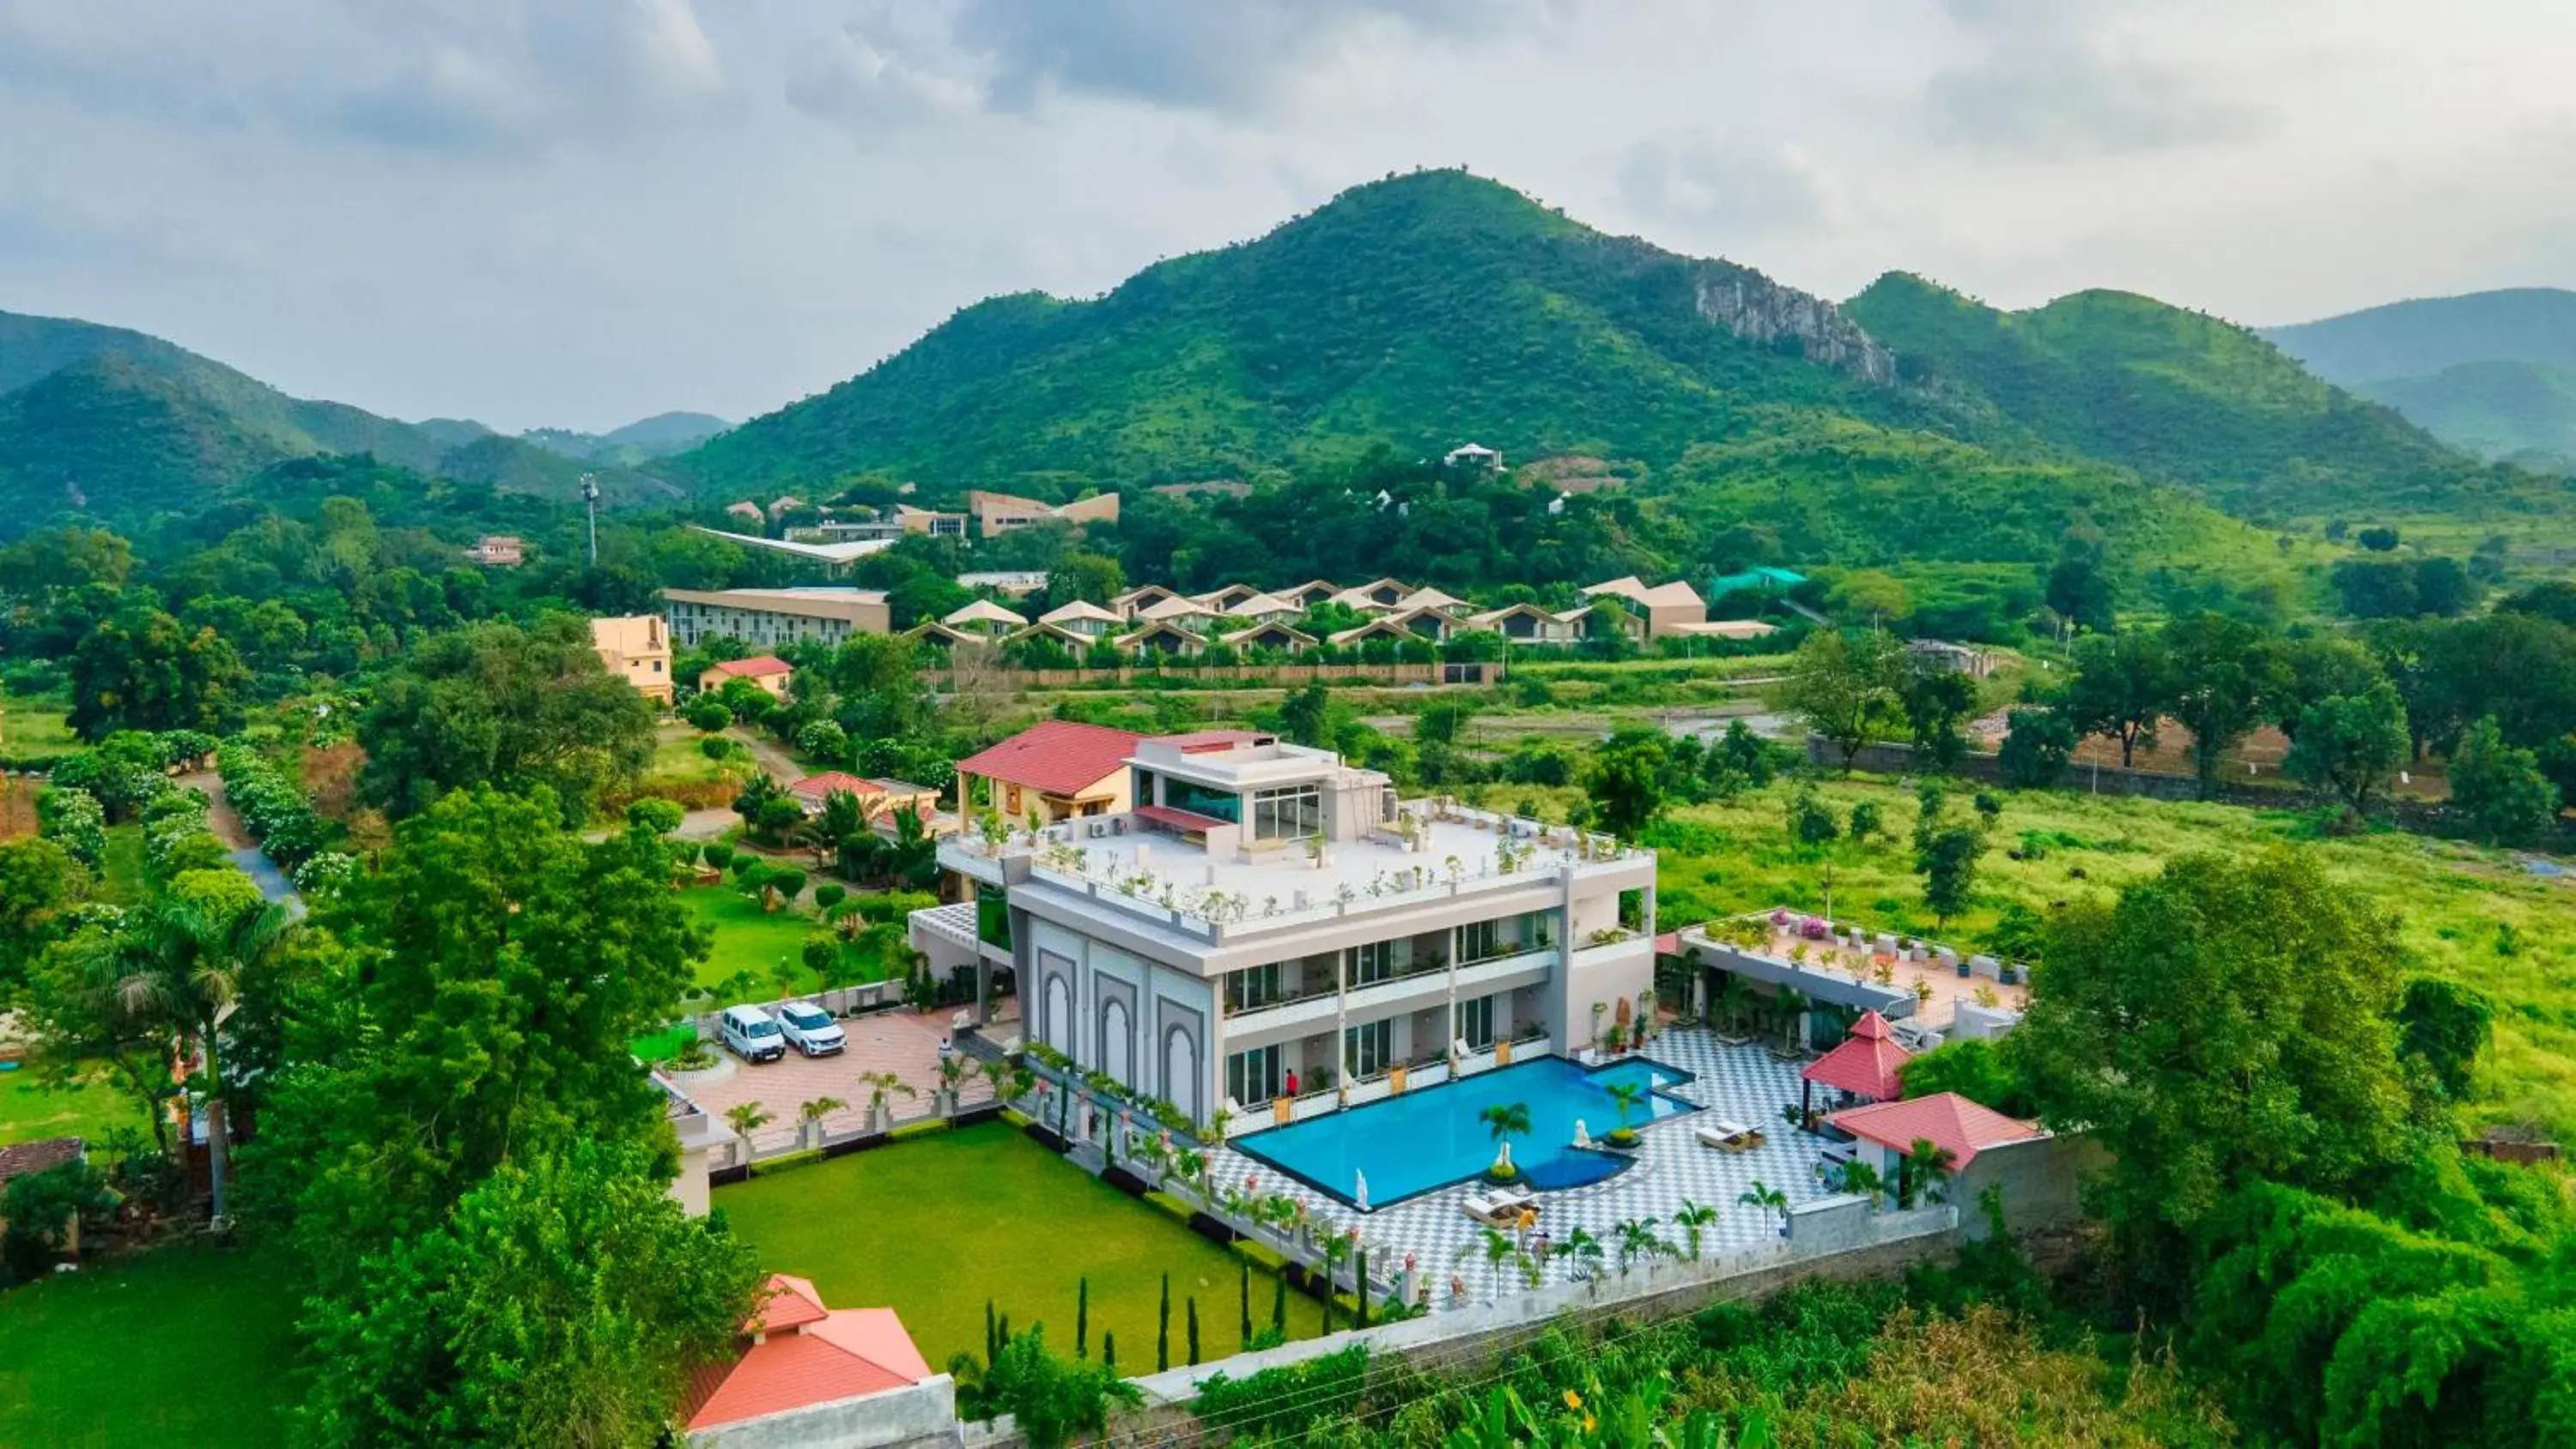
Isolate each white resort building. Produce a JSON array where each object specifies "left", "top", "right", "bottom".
[{"left": 910, "top": 729, "right": 1656, "bottom": 1133}]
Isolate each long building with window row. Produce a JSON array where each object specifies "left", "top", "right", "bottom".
[{"left": 660, "top": 586, "right": 890, "bottom": 651}]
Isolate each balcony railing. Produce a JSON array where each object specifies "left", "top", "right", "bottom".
[{"left": 1224, "top": 978, "right": 1340, "bottom": 1019}]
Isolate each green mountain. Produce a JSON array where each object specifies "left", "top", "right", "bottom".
[
  {"left": 2259, "top": 288, "right": 2576, "bottom": 383},
  {"left": 679, "top": 168, "right": 1941, "bottom": 496},
  {"left": 1840, "top": 276, "right": 2482, "bottom": 518},
  {"left": 523, "top": 410, "right": 730, "bottom": 465},
  {"left": 0, "top": 308, "right": 671, "bottom": 532},
  {"left": 2348, "top": 360, "right": 2576, "bottom": 470}
]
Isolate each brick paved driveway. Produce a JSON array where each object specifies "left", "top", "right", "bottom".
[{"left": 685, "top": 1008, "right": 996, "bottom": 1135}]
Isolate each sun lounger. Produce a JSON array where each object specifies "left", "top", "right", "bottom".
[
  {"left": 1461, "top": 1184, "right": 1538, "bottom": 1225},
  {"left": 1696, "top": 1120, "right": 1761, "bottom": 1152}
]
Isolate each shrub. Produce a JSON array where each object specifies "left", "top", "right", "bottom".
[
  {"left": 625, "top": 797, "right": 684, "bottom": 834},
  {"left": 684, "top": 698, "right": 732, "bottom": 733},
  {"left": 813, "top": 883, "right": 847, "bottom": 912},
  {"left": 700, "top": 842, "right": 735, "bottom": 872}
]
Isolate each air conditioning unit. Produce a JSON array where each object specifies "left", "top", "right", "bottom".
[{"left": 1088, "top": 822, "right": 1107, "bottom": 839}]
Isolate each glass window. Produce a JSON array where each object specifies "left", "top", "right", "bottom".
[
  {"left": 1461, "top": 911, "right": 1561, "bottom": 965},
  {"left": 1344, "top": 1019, "right": 1393, "bottom": 1077},
  {"left": 1164, "top": 776, "right": 1241, "bottom": 823},
  {"left": 1249, "top": 784, "right": 1321, "bottom": 841},
  {"left": 1224, "top": 962, "right": 1283, "bottom": 1012},
  {"left": 1227, "top": 1045, "right": 1280, "bottom": 1105},
  {"left": 1458, "top": 995, "right": 1497, "bottom": 1050},
  {"left": 1347, "top": 939, "right": 1400, "bottom": 985}
]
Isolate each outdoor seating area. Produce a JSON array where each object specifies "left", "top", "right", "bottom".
[
  {"left": 1696, "top": 1119, "right": 1764, "bottom": 1153},
  {"left": 1461, "top": 1182, "right": 1539, "bottom": 1226}
]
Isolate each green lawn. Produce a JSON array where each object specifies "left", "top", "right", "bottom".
[
  {"left": 0, "top": 1244, "right": 301, "bottom": 1447},
  {"left": 677, "top": 883, "right": 902, "bottom": 1001},
  {"left": 0, "top": 689, "right": 78, "bottom": 760},
  {"left": 718, "top": 1121, "right": 1321, "bottom": 1370},
  {"left": 97, "top": 824, "right": 146, "bottom": 906},
  {"left": 1648, "top": 776, "right": 2576, "bottom": 1138},
  {"left": 0, "top": 1064, "right": 147, "bottom": 1147}
]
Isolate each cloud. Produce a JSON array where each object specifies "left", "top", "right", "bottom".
[
  {"left": 786, "top": 9, "right": 985, "bottom": 133},
  {"left": 1923, "top": 5, "right": 2270, "bottom": 157},
  {"left": 1614, "top": 131, "right": 1833, "bottom": 244}
]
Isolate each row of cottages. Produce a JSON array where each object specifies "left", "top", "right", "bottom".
[{"left": 905, "top": 578, "right": 1625, "bottom": 658}]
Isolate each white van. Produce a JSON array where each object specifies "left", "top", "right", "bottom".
[{"left": 720, "top": 1004, "right": 787, "bottom": 1064}]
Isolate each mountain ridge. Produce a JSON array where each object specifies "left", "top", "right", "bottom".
[{"left": 2260, "top": 287, "right": 2576, "bottom": 383}]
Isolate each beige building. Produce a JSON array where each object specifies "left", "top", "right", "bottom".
[
  {"left": 591, "top": 615, "right": 675, "bottom": 704},
  {"left": 968, "top": 488, "right": 1121, "bottom": 539},
  {"left": 697, "top": 654, "right": 794, "bottom": 698},
  {"left": 955, "top": 719, "right": 1145, "bottom": 830},
  {"left": 661, "top": 586, "right": 890, "bottom": 651}
]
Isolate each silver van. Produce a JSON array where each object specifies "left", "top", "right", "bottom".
[{"left": 720, "top": 1004, "right": 787, "bottom": 1064}]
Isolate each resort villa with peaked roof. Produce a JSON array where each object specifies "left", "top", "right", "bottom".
[
  {"left": 1035, "top": 599, "right": 1125, "bottom": 637},
  {"left": 939, "top": 598, "right": 1027, "bottom": 637},
  {"left": 955, "top": 719, "right": 1147, "bottom": 830},
  {"left": 698, "top": 653, "right": 794, "bottom": 698},
  {"left": 1799, "top": 1009, "right": 1911, "bottom": 1119},
  {"left": 682, "top": 1275, "right": 945, "bottom": 1446},
  {"left": 1583, "top": 576, "right": 1781, "bottom": 643}
]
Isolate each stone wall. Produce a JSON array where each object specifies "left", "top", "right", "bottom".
[{"left": 691, "top": 1375, "right": 957, "bottom": 1449}]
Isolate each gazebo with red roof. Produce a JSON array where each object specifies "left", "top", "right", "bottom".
[
  {"left": 1827, "top": 1092, "right": 2044, "bottom": 1204},
  {"left": 682, "top": 1274, "right": 935, "bottom": 1435},
  {"left": 1797, "top": 1009, "right": 1911, "bottom": 1120}
]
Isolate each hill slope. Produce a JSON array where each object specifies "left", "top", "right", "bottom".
[
  {"left": 2349, "top": 360, "right": 2576, "bottom": 469},
  {"left": 678, "top": 170, "right": 1933, "bottom": 495},
  {"left": 1840, "top": 275, "right": 2486, "bottom": 518},
  {"left": 2260, "top": 288, "right": 2576, "bottom": 383},
  {"left": 0, "top": 309, "right": 671, "bottom": 530},
  {"left": 524, "top": 410, "right": 730, "bottom": 464}
]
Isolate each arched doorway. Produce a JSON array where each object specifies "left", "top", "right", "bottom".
[
  {"left": 1044, "top": 974, "right": 1072, "bottom": 1055},
  {"left": 1101, "top": 1000, "right": 1132, "bottom": 1086},
  {"left": 1163, "top": 1028, "right": 1199, "bottom": 1124}
]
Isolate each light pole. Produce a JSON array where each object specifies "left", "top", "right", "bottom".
[{"left": 580, "top": 474, "right": 601, "bottom": 567}]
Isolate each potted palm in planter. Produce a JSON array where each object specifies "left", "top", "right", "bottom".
[
  {"left": 1478, "top": 1101, "right": 1532, "bottom": 1185},
  {"left": 1602, "top": 1080, "right": 1647, "bottom": 1149}
]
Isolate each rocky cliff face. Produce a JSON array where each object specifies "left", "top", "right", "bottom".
[{"left": 1690, "top": 263, "right": 1899, "bottom": 386}]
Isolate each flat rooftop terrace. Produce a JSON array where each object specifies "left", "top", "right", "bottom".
[{"left": 945, "top": 802, "right": 1648, "bottom": 940}]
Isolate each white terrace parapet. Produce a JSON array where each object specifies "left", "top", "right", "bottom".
[{"left": 942, "top": 798, "right": 1646, "bottom": 943}]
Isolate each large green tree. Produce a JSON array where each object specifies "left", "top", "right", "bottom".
[
  {"left": 2160, "top": 614, "right": 2281, "bottom": 796},
  {"left": 356, "top": 614, "right": 655, "bottom": 823},
  {"left": 1779, "top": 629, "right": 1905, "bottom": 772},
  {"left": 2015, "top": 850, "right": 2425, "bottom": 1276},
  {"left": 1582, "top": 727, "right": 1676, "bottom": 840},
  {"left": 2445, "top": 714, "right": 2561, "bottom": 846},
  {"left": 2284, "top": 682, "right": 2410, "bottom": 814},
  {"left": 296, "top": 1140, "right": 762, "bottom": 1448},
  {"left": 66, "top": 606, "right": 250, "bottom": 740},
  {"left": 247, "top": 787, "right": 707, "bottom": 1293},
  {"left": 2063, "top": 630, "right": 2172, "bottom": 769}
]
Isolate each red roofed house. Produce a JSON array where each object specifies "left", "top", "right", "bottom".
[
  {"left": 682, "top": 1274, "right": 949, "bottom": 1446},
  {"left": 956, "top": 720, "right": 1145, "bottom": 832},
  {"left": 699, "top": 654, "right": 795, "bottom": 699},
  {"left": 1798, "top": 1009, "right": 1911, "bottom": 1121},
  {"left": 1828, "top": 1092, "right": 2045, "bottom": 1209},
  {"left": 789, "top": 773, "right": 945, "bottom": 829}
]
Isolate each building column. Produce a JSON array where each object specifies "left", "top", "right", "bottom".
[
  {"left": 1334, "top": 949, "right": 1349, "bottom": 1082},
  {"left": 1445, "top": 925, "right": 1460, "bottom": 1061}
]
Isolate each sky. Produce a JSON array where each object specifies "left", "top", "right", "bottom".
[{"left": 3, "top": 0, "right": 2570, "bottom": 433}]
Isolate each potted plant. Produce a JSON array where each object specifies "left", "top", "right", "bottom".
[
  {"left": 1603, "top": 1080, "right": 1647, "bottom": 1149},
  {"left": 1999, "top": 962, "right": 2023, "bottom": 986}
]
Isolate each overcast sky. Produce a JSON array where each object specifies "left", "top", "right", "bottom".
[{"left": 3, "top": 0, "right": 2569, "bottom": 432}]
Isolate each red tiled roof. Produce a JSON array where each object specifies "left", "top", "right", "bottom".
[
  {"left": 1801, "top": 1010, "right": 1911, "bottom": 1101},
  {"left": 957, "top": 720, "right": 1144, "bottom": 796},
  {"left": 708, "top": 654, "right": 793, "bottom": 678},
  {"left": 0, "top": 1137, "right": 82, "bottom": 1188},
  {"left": 1828, "top": 1092, "right": 2041, "bottom": 1168},
  {"left": 683, "top": 1278, "right": 932, "bottom": 1431}
]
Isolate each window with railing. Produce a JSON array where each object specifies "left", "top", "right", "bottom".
[
  {"left": 1347, "top": 938, "right": 1405, "bottom": 986},
  {"left": 1228, "top": 1045, "right": 1280, "bottom": 1105},
  {"left": 1165, "top": 776, "right": 1240, "bottom": 823},
  {"left": 1458, "top": 993, "right": 1497, "bottom": 1050},
  {"left": 1459, "top": 910, "right": 1560, "bottom": 966},
  {"left": 1224, "top": 961, "right": 1284, "bottom": 1013},
  {"left": 1345, "top": 1019, "right": 1393, "bottom": 1077}
]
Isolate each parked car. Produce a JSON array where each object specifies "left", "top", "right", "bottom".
[
  {"left": 775, "top": 1000, "right": 846, "bottom": 1058},
  {"left": 720, "top": 1004, "right": 787, "bottom": 1064}
]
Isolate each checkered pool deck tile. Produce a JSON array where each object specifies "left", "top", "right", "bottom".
[{"left": 1204, "top": 1028, "right": 1841, "bottom": 1293}]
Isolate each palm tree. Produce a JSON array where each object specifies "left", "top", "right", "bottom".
[
  {"left": 125, "top": 891, "right": 291, "bottom": 1220},
  {"left": 1602, "top": 1081, "right": 1647, "bottom": 1146},
  {"left": 1832, "top": 1158, "right": 1886, "bottom": 1207},
  {"left": 1559, "top": 1226, "right": 1607, "bottom": 1282},
  {"left": 1739, "top": 1179, "right": 1790, "bottom": 1234},
  {"left": 855, "top": 1070, "right": 916, "bottom": 1131},
  {"left": 725, "top": 1101, "right": 775, "bottom": 1173},
  {"left": 938, "top": 1052, "right": 973, "bottom": 1118},
  {"left": 799, "top": 1095, "right": 848, "bottom": 1126},
  {"left": 1710, "top": 971, "right": 1745, "bottom": 1035},
  {"left": 1776, "top": 986, "right": 1809, "bottom": 1052},
  {"left": 1902, "top": 1137, "right": 1958, "bottom": 1208},
  {"left": 1455, "top": 1226, "right": 1534, "bottom": 1301},
  {"left": 1478, "top": 1100, "right": 1532, "bottom": 1177},
  {"left": 1613, "top": 1216, "right": 1670, "bottom": 1276},
  {"left": 1672, "top": 1197, "right": 1719, "bottom": 1260}
]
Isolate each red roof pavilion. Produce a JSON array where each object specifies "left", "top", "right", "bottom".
[
  {"left": 682, "top": 1275, "right": 933, "bottom": 1432},
  {"left": 955, "top": 720, "right": 1145, "bottom": 797},
  {"left": 1800, "top": 1010, "right": 1911, "bottom": 1104},
  {"left": 1827, "top": 1092, "right": 2044, "bottom": 1169}
]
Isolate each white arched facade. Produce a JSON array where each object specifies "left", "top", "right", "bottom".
[
  {"left": 1163, "top": 1028, "right": 1199, "bottom": 1123},
  {"left": 1101, "top": 999, "right": 1132, "bottom": 1086},
  {"left": 1044, "top": 975, "right": 1072, "bottom": 1054}
]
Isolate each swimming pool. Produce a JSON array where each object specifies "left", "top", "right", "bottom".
[{"left": 1232, "top": 1056, "right": 1697, "bottom": 1209}]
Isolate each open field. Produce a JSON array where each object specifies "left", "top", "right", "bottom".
[
  {"left": 677, "top": 882, "right": 901, "bottom": 1000},
  {"left": 1643, "top": 776, "right": 2576, "bottom": 1138},
  {"left": 0, "top": 689, "right": 78, "bottom": 761},
  {"left": 718, "top": 1120, "right": 1320, "bottom": 1371},
  {"left": 0, "top": 1245, "right": 300, "bottom": 1448},
  {"left": 0, "top": 1064, "right": 149, "bottom": 1148}
]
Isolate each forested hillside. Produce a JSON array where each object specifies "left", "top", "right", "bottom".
[
  {"left": 0, "top": 310, "right": 673, "bottom": 532},
  {"left": 2262, "top": 287, "right": 2576, "bottom": 382},
  {"left": 2353, "top": 360, "right": 2576, "bottom": 470}
]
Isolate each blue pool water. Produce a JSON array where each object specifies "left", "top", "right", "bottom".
[{"left": 1234, "top": 1056, "right": 1695, "bottom": 1209}]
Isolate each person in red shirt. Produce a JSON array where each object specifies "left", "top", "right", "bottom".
[{"left": 1284, "top": 1068, "right": 1300, "bottom": 1099}]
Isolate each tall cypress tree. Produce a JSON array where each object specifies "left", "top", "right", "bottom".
[
  {"left": 1355, "top": 1249, "right": 1370, "bottom": 1328},
  {"left": 1238, "top": 1263, "right": 1253, "bottom": 1347},
  {"left": 1187, "top": 1297, "right": 1201, "bottom": 1366},
  {"left": 1076, "top": 1276, "right": 1090, "bottom": 1358},
  {"left": 1102, "top": 1331, "right": 1116, "bottom": 1373},
  {"left": 984, "top": 1300, "right": 999, "bottom": 1365},
  {"left": 1158, "top": 1273, "right": 1172, "bottom": 1372},
  {"left": 1271, "top": 1271, "right": 1286, "bottom": 1335}
]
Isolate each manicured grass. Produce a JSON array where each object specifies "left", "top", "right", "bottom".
[
  {"left": 0, "top": 1244, "right": 301, "bottom": 1448},
  {"left": 718, "top": 1121, "right": 1321, "bottom": 1371},
  {"left": 0, "top": 1064, "right": 147, "bottom": 1148},
  {"left": 677, "top": 884, "right": 900, "bottom": 1000},
  {"left": 1649, "top": 777, "right": 2576, "bottom": 1138},
  {"left": 97, "top": 824, "right": 146, "bottom": 906},
  {"left": 648, "top": 724, "right": 740, "bottom": 785}
]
